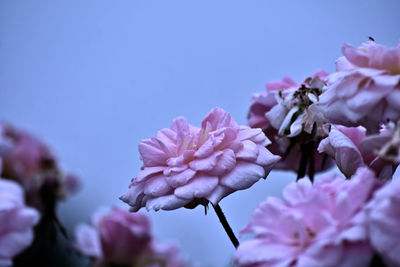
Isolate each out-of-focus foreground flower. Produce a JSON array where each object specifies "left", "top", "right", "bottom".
[
  {"left": 74, "top": 207, "right": 187, "bottom": 267},
  {"left": 121, "top": 107, "right": 280, "bottom": 211},
  {"left": 366, "top": 177, "right": 400, "bottom": 266},
  {"left": 0, "top": 179, "right": 40, "bottom": 267},
  {"left": 0, "top": 122, "right": 80, "bottom": 212},
  {"left": 248, "top": 71, "right": 333, "bottom": 178},
  {"left": 320, "top": 41, "right": 400, "bottom": 133},
  {"left": 233, "top": 168, "right": 380, "bottom": 267}
]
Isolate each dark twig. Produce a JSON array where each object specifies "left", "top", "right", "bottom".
[
  {"left": 297, "top": 143, "right": 310, "bottom": 181},
  {"left": 308, "top": 141, "right": 315, "bottom": 183},
  {"left": 212, "top": 204, "right": 239, "bottom": 249}
]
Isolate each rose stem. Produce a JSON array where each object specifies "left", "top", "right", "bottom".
[
  {"left": 307, "top": 141, "right": 315, "bottom": 183},
  {"left": 296, "top": 143, "right": 309, "bottom": 180},
  {"left": 212, "top": 204, "right": 239, "bottom": 248}
]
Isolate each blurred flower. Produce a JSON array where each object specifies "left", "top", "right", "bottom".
[
  {"left": 74, "top": 207, "right": 187, "bottom": 266},
  {"left": 233, "top": 168, "right": 380, "bottom": 267},
  {"left": 366, "top": 178, "right": 400, "bottom": 266},
  {"left": 121, "top": 107, "right": 280, "bottom": 211},
  {"left": 320, "top": 40, "right": 400, "bottom": 133},
  {"left": 0, "top": 179, "right": 40, "bottom": 266},
  {"left": 318, "top": 125, "right": 395, "bottom": 180},
  {"left": 0, "top": 122, "right": 80, "bottom": 212},
  {"left": 0, "top": 122, "right": 55, "bottom": 185},
  {"left": 248, "top": 71, "right": 333, "bottom": 176},
  {"left": 75, "top": 207, "right": 151, "bottom": 264},
  {"left": 361, "top": 121, "right": 400, "bottom": 167}
]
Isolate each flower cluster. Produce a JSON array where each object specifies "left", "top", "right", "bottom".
[
  {"left": 232, "top": 39, "right": 400, "bottom": 267},
  {"left": 2, "top": 38, "right": 400, "bottom": 267},
  {"left": 121, "top": 107, "right": 280, "bottom": 211},
  {"left": 0, "top": 122, "right": 189, "bottom": 267},
  {"left": 0, "top": 122, "right": 81, "bottom": 266}
]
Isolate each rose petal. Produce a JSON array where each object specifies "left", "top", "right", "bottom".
[
  {"left": 145, "top": 195, "right": 189, "bottom": 211},
  {"left": 174, "top": 175, "right": 218, "bottom": 199},
  {"left": 220, "top": 162, "right": 265, "bottom": 190}
]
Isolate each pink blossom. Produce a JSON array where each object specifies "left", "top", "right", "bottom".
[
  {"left": 248, "top": 76, "right": 298, "bottom": 130},
  {"left": 320, "top": 41, "right": 400, "bottom": 133},
  {"left": 248, "top": 71, "right": 328, "bottom": 131},
  {"left": 121, "top": 107, "right": 280, "bottom": 211},
  {"left": 0, "top": 122, "right": 80, "bottom": 211},
  {"left": 233, "top": 168, "right": 380, "bottom": 267},
  {"left": 265, "top": 75, "right": 329, "bottom": 139},
  {"left": 0, "top": 179, "right": 40, "bottom": 266},
  {"left": 318, "top": 126, "right": 393, "bottom": 180},
  {"left": 248, "top": 71, "right": 333, "bottom": 175},
  {"left": 0, "top": 122, "right": 55, "bottom": 183},
  {"left": 74, "top": 207, "right": 187, "bottom": 266},
  {"left": 74, "top": 207, "right": 152, "bottom": 265},
  {"left": 365, "top": 177, "right": 400, "bottom": 266}
]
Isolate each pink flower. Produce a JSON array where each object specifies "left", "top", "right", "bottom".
[
  {"left": 0, "top": 179, "right": 40, "bottom": 266},
  {"left": 247, "top": 71, "right": 333, "bottom": 175},
  {"left": 74, "top": 207, "right": 152, "bottom": 265},
  {"left": 248, "top": 71, "right": 328, "bottom": 131},
  {"left": 0, "top": 122, "right": 55, "bottom": 183},
  {"left": 74, "top": 207, "right": 187, "bottom": 266},
  {"left": 233, "top": 168, "right": 380, "bottom": 267},
  {"left": 366, "top": 178, "right": 400, "bottom": 266},
  {"left": 318, "top": 126, "right": 393, "bottom": 180},
  {"left": 0, "top": 122, "right": 80, "bottom": 211},
  {"left": 320, "top": 41, "right": 400, "bottom": 133},
  {"left": 248, "top": 76, "right": 298, "bottom": 130},
  {"left": 121, "top": 107, "right": 280, "bottom": 211}
]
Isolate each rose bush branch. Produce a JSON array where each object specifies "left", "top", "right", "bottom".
[{"left": 212, "top": 204, "right": 239, "bottom": 248}]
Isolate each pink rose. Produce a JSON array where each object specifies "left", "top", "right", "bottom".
[
  {"left": 121, "top": 107, "right": 280, "bottom": 211},
  {"left": 366, "top": 178, "right": 400, "bottom": 266},
  {"left": 74, "top": 207, "right": 187, "bottom": 266},
  {"left": 0, "top": 122, "right": 55, "bottom": 184},
  {"left": 0, "top": 179, "right": 40, "bottom": 266},
  {"left": 74, "top": 207, "right": 152, "bottom": 265},
  {"left": 248, "top": 71, "right": 333, "bottom": 176},
  {"left": 0, "top": 122, "right": 80, "bottom": 211},
  {"left": 248, "top": 71, "right": 328, "bottom": 131},
  {"left": 320, "top": 41, "right": 400, "bottom": 133},
  {"left": 233, "top": 168, "right": 380, "bottom": 267},
  {"left": 318, "top": 126, "right": 393, "bottom": 180},
  {"left": 248, "top": 76, "right": 298, "bottom": 130}
]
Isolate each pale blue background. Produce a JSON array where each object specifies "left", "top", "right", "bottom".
[{"left": 1, "top": 1, "right": 399, "bottom": 266}]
